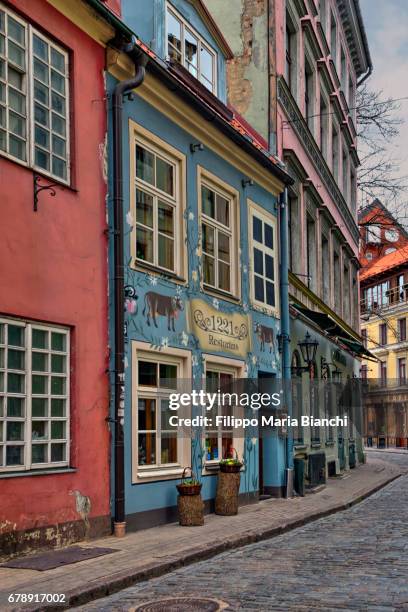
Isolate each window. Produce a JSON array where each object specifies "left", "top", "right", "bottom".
[
  {"left": 288, "top": 193, "right": 300, "bottom": 273},
  {"left": 166, "top": 3, "right": 217, "bottom": 94},
  {"left": 133, "top": 345, "right": 190, "bottom": 480},
  {"left": 249, "top": 202, "right": 279, "bottom": 312},
  {"left": 330, "top": 12, "right": 337, "bottom": 65},
  {"left": 348, "top": 77, "right": 354, "bottom": 111},
  {"left": 342, "top": 149, "right": 348, "bottom": 200},
  {"left": 398, "top": 318, "right": 406, "bottom": 342},
  {"left": 379, "top": 323, "right": 387, "bottom": 346},
  {"left": 199, "top": 167, "right": 239, "bottom": 298},
  {"left": 398, "top": 357, "right": 406, "bottom": 385},
  {"left": 204, "top": 368, "right": 234, "bottom": 463},
  {"left": 398, "top": 274, "right": 405, "bottom": 301},
  {"left": 285, "top": 13, "right": 296, "bottom": 95},
  {"left": 304, "top": 58, "right": 314, "bottom": 132},
  {"left": 131, "top": 122, "right": 186, "bottom": 278},
  {"left": 343, "top": 263, "right": 350, "bottom": 323},
  {"left": 319, "top": 0, "right": 327, "bottom": 34},
  {"left": 0, "top": 4, "right": 70, "bottom": 182},
  {"left": 306, "top": 215, "right": 316, "bottom": 292},
  {"left": 291, "top": 351, "right": 303, "bottom": 445},
  {"left": 361, "top": 364, "right": 368, "bottom": 380},
  {"left": 361, "top": 328, "right": 367, "bottom": 348},
  {"left": 350, "top": 166, "right": 356, "bottom": 213},
  {"left": 340, "top": 47, "right": 347, "bottom": 94},
  {"left": 333, "top": 250, "right": 341, "bottom": 309},
  {"left": 0, "top": 318, "right": 70, "bottom": 472},
  {"left": 332, "top": 123, "right": 339, "bottom": 182},
  {"left": 321, "top": 235, "right": 330, "bottom": 303},
  {"left": 202, "top": 357, "right": 245, "bottom": 469},
  {"left": 320, "top": 94, "right": 328, "bottom": 159},
  {"left": 379, "top": 360, "right": 387, "bottom": 385}
]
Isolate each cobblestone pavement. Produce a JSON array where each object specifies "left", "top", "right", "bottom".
[{"left": 76, "top": 452, "right": 408, "bottom": 611}]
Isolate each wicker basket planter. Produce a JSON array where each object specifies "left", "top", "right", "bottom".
[
  {"left": 215, "top": 448, "right": 243, "bottom": 516},
  {"left": 177, "top": 468, "right": 204, "bottom": 526}
]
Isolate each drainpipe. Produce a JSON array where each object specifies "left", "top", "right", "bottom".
[
  {"left": 356, "top": 65, "right": 372, "bottom": 88},
  {"left": 112, "top": 44, "right": 147, "bottom": 537},
  {"left": 279, "top": 188, "right": 294, "bottom": 494}
]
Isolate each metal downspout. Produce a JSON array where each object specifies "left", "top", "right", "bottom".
[
  {"left": 279, "top": 188, "right": 294, "bottom": 489},
  {"left": 112, "top": 46, "right": 146, "bottom": 537}
]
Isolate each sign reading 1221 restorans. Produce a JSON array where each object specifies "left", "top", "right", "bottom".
[{"left": 189, "top": 299, "right": 251, "bottom": 358}]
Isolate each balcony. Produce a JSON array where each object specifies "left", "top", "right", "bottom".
[{"left": 360, "top": 285, "right": 408, "bottom": 316}]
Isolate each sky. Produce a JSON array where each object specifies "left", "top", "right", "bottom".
[{"left": 360, "top": 0, "right": 408, "bottom": 214}]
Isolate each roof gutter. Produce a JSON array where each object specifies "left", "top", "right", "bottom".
[{"left": 353, "top": 0, "right": 373, "bottom": 87}]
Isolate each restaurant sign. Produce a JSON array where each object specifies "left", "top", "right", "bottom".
[{"left": 190, "top": 299, "right": 251, "bottom": 357}]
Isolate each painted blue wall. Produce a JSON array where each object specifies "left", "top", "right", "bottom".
[
  {"left": 107, "top": 72, "right": 285, "bottom": 518},
  {"left": 121, "top": 0, "right": 227, "bottom": 103}
]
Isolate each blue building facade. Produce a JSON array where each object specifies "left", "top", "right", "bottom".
[{"left": 106, "top": 0, "right": 291, "bottom": 528}]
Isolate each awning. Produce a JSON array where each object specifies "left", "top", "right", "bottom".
[
  {"left": 291, "top": 303, "right": 378, "bottom": 361},
  {"left": 336, "top": 337, "right": 379, "bottom": 362}
]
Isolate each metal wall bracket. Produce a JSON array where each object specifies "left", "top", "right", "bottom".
[{"left": 33, "top": 174, "right": 60, "bottom": 212}]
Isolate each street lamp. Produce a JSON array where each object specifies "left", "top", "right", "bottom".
[{"left": 298, "top": 332, "right": 319, "bottom": 371}]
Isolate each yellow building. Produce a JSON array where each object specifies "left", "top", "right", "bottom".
[{"left": 360, "top": 247, "right": 408, "bottom": 448}]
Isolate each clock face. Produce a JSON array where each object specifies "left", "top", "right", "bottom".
[{"left": 385, "top": 229, "right": 399, "bottom": 243}]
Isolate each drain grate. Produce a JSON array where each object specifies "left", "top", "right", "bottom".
[
  {"left": 1, "top": 546, "right": 118, "bottom": 571},
  {"left": 131, "top": 597, "right": 229, "bottom": 611}
]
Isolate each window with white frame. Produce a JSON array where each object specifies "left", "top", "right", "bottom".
[
  {"left": 200, "top": 173, "right": 239, "bottom": 297},
  {"left": 249, "top": 203, "right": 278, "bottom": 312},
  {"left": 166, "top": 2, "right": 217, "bottom": 94},
  {"left": 0, "top": 3, "right": 69, "bottom": 182},
  {"left": 204, "top": 365, "right": 237, "bottom": 464},
  {"left": 0, "top": 318, "right": 70, "bottom": 472},
  {"left": 135, "top": 140, "right": 178, "bottom": 273}
]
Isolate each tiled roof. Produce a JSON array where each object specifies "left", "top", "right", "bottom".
[{"left": 360, "top": 246, "right": 408, "bottom": 281}]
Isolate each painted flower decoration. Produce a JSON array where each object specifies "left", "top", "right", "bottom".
[
  {"left": 192, "top": 355, "right": 198, "bottom": 367},
  {"left": 243, "top": 265, "right": 248, "bottom": 275},
  {"left": 251, "top": 437, "right": 257, "bottom": 447},
  {"left": 242, "top": 302, "right": 249, "bottom": 312},
  {"left": 126, "top": 210, "right": 134, "bottom": 226},
  {"left": 125, "top": 298, "right": 137, "bottom": 314},
  {"left": 161, "top": 337, "right": 169, "bottom": 349},
  {"left": 251, "top": 355, "right": 258, "bottom": 365},
  {"left": 195, "top": 247, "right": 202, "bottom": 257},
  {"left": 148, "top": 275, "right": 158, "bottom": 286},
  {"left": 192, "top": 270, "right": 198, "bottom": 282},
  {"left": 188, "top": 211, "right": 195, "bottom": 221},
  {"left": 212, "top": 298, "right": 219, "bottom": 310},
  {"left": 181, "top": 331, "right": 189, "bottom": 346}
]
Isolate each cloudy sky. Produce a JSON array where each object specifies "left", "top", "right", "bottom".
[{"left": 360, "top": 0, "right": 408, "bottom": 214}]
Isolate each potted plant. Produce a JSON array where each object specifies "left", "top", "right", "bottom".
[
  {"left": 176, "top": 467, "right": 204, "bottom": 526},
  {"left": 215, "top": 448, "right": 243, "bottom": 516}
]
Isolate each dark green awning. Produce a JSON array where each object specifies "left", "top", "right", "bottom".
[
  {"left": 291, "top": 303, "right": 378, "bottom": 361},
  {"left": 336, "top": 337, "right": 378, "bottom": 362}
]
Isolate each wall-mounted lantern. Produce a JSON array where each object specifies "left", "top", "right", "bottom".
[{"left": 298, "top": 332, "right": 318, "bottom": 371}]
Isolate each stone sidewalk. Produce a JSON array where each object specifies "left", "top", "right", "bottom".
[{"left": 0, "top": 456, "right": 401, "bottom": 612}]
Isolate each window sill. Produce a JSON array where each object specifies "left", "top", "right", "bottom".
[
  {"left": 325, "top": 441, "right": 335, "bottom": 447},
  {"left": 202, "top": 285, "right": 241, "bottom": 305},
  {"left": 0, "top": 467, "right": 76, "bottom": 479},
  {"left": 136, "top": 467, "right": 184, "bottom": 480},
  {"left": 133, "top": 260, "right": 187, "bottom": 284},
  {"left": 294, "top": 444, "right": 307, "bottom": 450},
  {"left": 311, "top": 443, "right": 321, "bottom": 448}
]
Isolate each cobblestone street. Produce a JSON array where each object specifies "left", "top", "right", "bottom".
[{"left": 74, "top": 452, "right": 408, "bottom": 612}]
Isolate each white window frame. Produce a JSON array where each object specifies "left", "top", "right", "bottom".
[
  {"left": 248, "top": 199, "right": 280, "bottom": 317},
  {"left": 132, "top": 341, "right": 191, "bottom": 483},
  {"left": 129, "top": 120, "right": 187, "bottom": 280},
  {"left": 0, "top": 2, "right": 70, "bottom": 184},
  {"left": 0, "top": 317, "right": 70, "bottom": 473},
  {"left": 165, "top": 1, "right": 217, "bottom": 95},
  {"left": 198, "top": 165, "right": 240, "bottom": 300},
  {"left": 202, "top": 354, "right": 245, "bottom": 474}
]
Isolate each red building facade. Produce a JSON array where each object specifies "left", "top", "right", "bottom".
[{"left": 0, "top": 0, "right": 110, "bottom": 555}]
